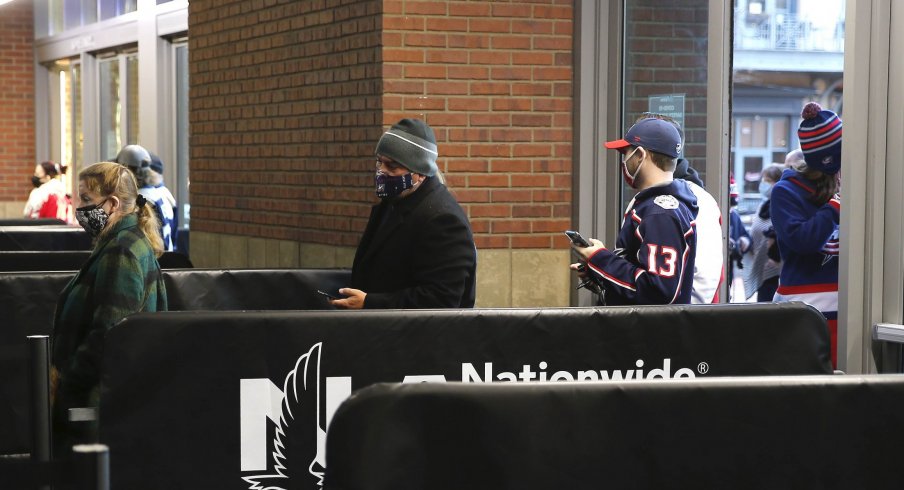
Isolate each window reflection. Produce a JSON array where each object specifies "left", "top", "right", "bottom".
[
  {"left": 730, "top": 0, "right": 845, "bottom": 302},
  {"left": 49, "top": 0, "right": 136, "bottom": 34},
  {"left": 621, "top": 1, "right": 710, "bottom": 212},
  {"left": 100, "top": 0, "right": 137, "bottom": 21},
  {"left": 99, "top": 56, "right": 121, "bottom": 161},
  {"left": 49, "top": 58, "right": 83, "bottom": 199},
  {"left": 127, "top": 54, "right": 140, "bottom": 145},
  {"left": 175, "top": 43, "right": 190, "bottom": 228}
]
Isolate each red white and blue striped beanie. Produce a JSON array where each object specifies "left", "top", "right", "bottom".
[{"left": 797, "top": 102, "right": 842, "bottom": 175}]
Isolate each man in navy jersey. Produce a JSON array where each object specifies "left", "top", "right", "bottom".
[{"left": 571, "top": 118, "right": 698, "bottom": 305}]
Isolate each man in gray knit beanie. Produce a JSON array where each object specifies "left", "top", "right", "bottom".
[
  {"left": 374, "top": 118, "right": 438, "bottom": 177},
  {"left": 329, "top": 118, "right": 477, "bottom": 310},
  {"left": 368, "top": 118, "right": 440, "bottom": 199}
]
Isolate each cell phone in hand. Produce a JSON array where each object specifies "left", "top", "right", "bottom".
[
  {"left": 316, "top": 289, "right": 341, "bottom": 301},
  {"left": 564, "top": 230, "right": 591, "bottom": 247}
]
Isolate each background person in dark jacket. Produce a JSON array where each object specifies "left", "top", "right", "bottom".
[
  {"left": 331, "top": 118, "right": 477, "bottom": 309},
  {"left": 51, "top": 161, "right": 168, "bottom": 450}
]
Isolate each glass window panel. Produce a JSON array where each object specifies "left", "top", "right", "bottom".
[
  {"left": 126, "top": 54, "right": 139, "bottom": 145},
  {"left": 60, "top": 68, "right": 72, "bottom": 175},
  {"left": 49, "top": 0, "right": 64, "bottom": 35},
  {"left": 740, "top": 118, "right": 753, "bottom": 147},
  {"left": 81, "top": 0, "right": 97, "bottom": 25},
  {"left": 742, "top": 156, "right": 763, "bottom": 193},
  {"left": 175, "top": 44, "right": 190, "bottom": 228},
  {"left": 99, "top": 0, "right": 137, "bottom": 20},
  {"left": 771, "top": 117, "right": 789, "bottom": 147},
  {"left": 622, "top": 1, "right": 709, "bottom": 212},
  {"left": 72, "top": 63, "right": 83, "bottom": 174},
  {"left": 99, "top": 57, "right": 121, "bottom": 161},
  {"left": 752, "top": 117, "right": 767, "bottom": 147},
  {"left": 732, "top": 0, "right": 844, "bottom": 197},
  {"left": 732, "top": 0, "right": 844, "bottom": 304},
  {"left": 63, "top": 0, "right": 82, "bottom": 31},
  {"left": 98, "top": 0, "right": 115, "bottom": 21}
]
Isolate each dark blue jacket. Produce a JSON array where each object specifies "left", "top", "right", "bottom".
[
  {"left": 586, "top": 180, "right": 698, "bottom": 305},
  {"left": 769, "top": 168, "right": 839, "bottom": 306}
]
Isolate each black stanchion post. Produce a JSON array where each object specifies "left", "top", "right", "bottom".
[
  {"left": 28, "top": 335, "right": 52, "bottom": 462},
  {"left": 72, "top": 444, "right": 110, "bottom": 490}
]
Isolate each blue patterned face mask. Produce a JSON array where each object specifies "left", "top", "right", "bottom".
[
  {"left": 375, "top": 171, "right": 414, "bottom": 199},
  {"left": 75, "top": 200, "right": 109, "bottom": 237}
]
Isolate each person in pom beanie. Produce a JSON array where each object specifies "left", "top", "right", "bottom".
[
  {"left": 770, "top": 101, "right": 842, "bottom": 368},
  {"left": 329, "top": 118, "right": 477, "bottom": 309}
]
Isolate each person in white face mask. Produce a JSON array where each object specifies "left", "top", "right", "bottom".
[
  {"left": 570, "top": 118, "right": 699, "bottom": 305},
  {"left": 742, "top": 163, "right": 787, "bottom": 301},
  {"left": 330, "top": 118, "right": 477, "bottom": 310}
]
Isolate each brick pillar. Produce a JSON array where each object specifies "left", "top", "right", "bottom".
[
  {"left": 189, "top": 0, "right": 383, "bottom": 262},
  {"left": 188, "top": 0, "right": 575, "bottom": 306},
  {"left": 0, "top": 0, "right": 35, "bottom": 217}
]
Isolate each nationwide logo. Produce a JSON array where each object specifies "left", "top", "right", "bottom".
[
  {"left": 240, "top": 343, "right": 708, "bottom": 489},
  {"left": 461, "top": 358, "right": 700, "bottom": 382}
]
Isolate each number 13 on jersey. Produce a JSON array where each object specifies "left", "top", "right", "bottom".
[{"left": 647, "top": 244, "right": 678, "bottom": 277}]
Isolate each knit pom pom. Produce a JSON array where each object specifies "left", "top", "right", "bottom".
[{"left": 801, "top": 102, "right": 823, "bottom": 119}]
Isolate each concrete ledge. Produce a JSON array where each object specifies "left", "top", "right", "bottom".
[{"left": 190, "top": 231, "right": 571, "bottom": 307}]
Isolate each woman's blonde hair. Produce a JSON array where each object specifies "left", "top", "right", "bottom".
[{"left": 79, "top": 162, "right": 164, "bottom": 257}]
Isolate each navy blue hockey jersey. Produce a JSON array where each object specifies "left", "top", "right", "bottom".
[{"left": 586, "top": 180, "right": 698, "bottom": 305}]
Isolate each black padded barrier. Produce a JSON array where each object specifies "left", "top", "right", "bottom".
[
  {"left": 0, "top": 444, "right": 110, "bottom": 489},
  {"left": 0, "top": 268, "right": 349, "bottom": 455},
  {"left": 0, "top": 251, "right": 193, "bottom": 272},
  {"left": 326, "top": 377, "right": 904, "bottom": 490},
  {"left": 0, "top": 251, "right": 91, "bottom": 272},
  {"left": 0, "top": 225, "right": 92, "bottom": 251},
  {"left": 97, "top": 304, "right": 832, "bottom": 489},
  {"left": 0, "top": 218, "right": 66, "bottom": 227}
]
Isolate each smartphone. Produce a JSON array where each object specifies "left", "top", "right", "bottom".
[
  {"left": 316, "top": 289, "right": 341, "bottom": 301},
  {"left": 564, "top": 230, "right": 591, "bottom": 247}
]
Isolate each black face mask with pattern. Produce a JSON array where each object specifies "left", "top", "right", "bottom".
[
  {"left": 375, "top": 171, "right": 414, "bottom": 199},
  {"left": 75, "top": 200, "right": 109, "bottom": 237}
]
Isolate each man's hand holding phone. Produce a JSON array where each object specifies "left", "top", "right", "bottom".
[
  {"left": 330, "top": 288, "right": 366, "bottom": 310},
  {"left": 564, "top": 230, "right": 604, "bottom": 260}
]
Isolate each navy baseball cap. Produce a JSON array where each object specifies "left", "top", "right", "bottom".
[{"left": 605, "top": 118, "right": 682, "bottom": 158}]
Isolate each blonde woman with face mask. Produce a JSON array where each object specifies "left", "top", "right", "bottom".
[{"left": 50, "top": 161, "right": 168, "bottom": 450}]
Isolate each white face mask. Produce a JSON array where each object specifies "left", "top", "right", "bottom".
[
  {"left": 620, "top": 147, "right": 645, "bottom": 189},
  {"left": 759, "top": 181, "right": 773, "bottom": 198}
]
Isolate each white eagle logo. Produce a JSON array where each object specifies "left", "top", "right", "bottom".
[{"left": 243, "top": 343, "right": 326, "bottom": 490}]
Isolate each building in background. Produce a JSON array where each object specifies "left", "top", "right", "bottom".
[{"left": 732, "top": 0, "right": 844, "bottom": 215}]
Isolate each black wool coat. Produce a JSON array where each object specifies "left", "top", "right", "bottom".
[{"left": 351, "top": 176, "right": 476, "bottom": 308}]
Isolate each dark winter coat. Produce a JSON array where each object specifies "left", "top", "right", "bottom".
[{"left": 351, "top": 176, "right": 476, "bottom": 309}]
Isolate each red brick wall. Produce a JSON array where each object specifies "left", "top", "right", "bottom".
[
  {"left": 0, "top": 0, "right": 35, "bottom": 202},
  {"left": 382, "top": 0, "right": 574, "bottom": 249},
  {"left": 189, "top": 0, "right": 574, "bottom": 250},
  {"left": 189, "top": 0, "right": 383, "bottom": 247},
  {"left": 624, "top": 1, "right": 708, "bottom": 175}
]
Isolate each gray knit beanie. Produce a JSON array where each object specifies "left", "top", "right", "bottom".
[{"left": 374, "top": 118, "right": 438, "bottom": 177}]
